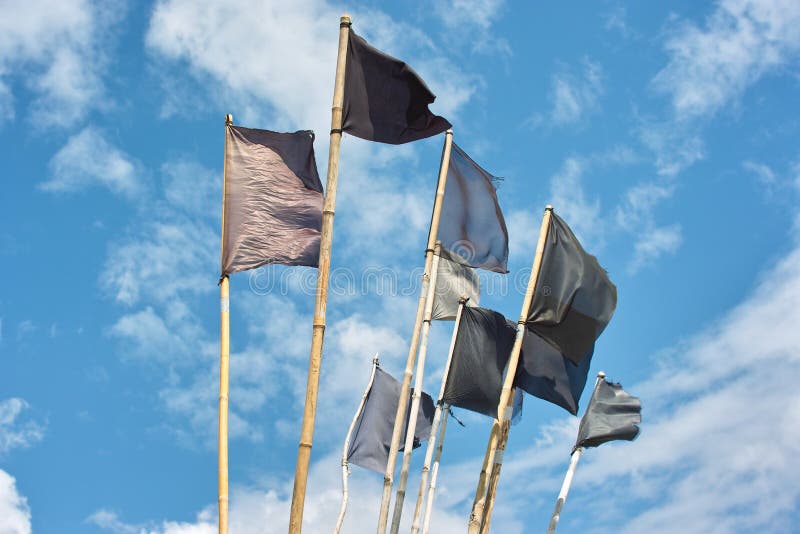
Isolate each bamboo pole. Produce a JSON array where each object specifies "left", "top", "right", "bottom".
[
  {"left": 410, "top": 299, "right": 466, "bottom": 534},
  {"left": 288, "top": 15, "right": 351, "bottom": 534},
  {"left": 420, "top": 405, "right": 450, "bottom": 534},
  {"left": 545, "top": 371, "right": 604, "bottom": 534},
  {"left": 390, "top": 243, "right": 443, "bottom": 533},
  {"left": 469, "top": 205, "right": 553, "bottom": 533},
  {"left": 218, "top": 113, "right": 233, "bottom": 534},
  {"left": 377, "top": 130, "right": 453, "bottom": 533},
  {"left": 467, "top": 420, "right": 500, "bottom": 533},
  {"left": 335, "top": 355, "right": 380, "bottom": 534}
]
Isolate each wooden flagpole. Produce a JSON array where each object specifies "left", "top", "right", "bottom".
[
  {"left": 335, "top": 355, "right": 380, "bottom": 534},
  {"left": 390, "top": 243, "right": 443, "bottom": 533},
  {"left": 377, "top": 130, "right": 453, "bottom": 533},
  {"left": 469, "top": 205, "right": 553, "bottom": 533},
  {"left": 420, "top": 406, "right": 451, "bottom": 534},
  {"left": 410, "top": 299, "right": 467, "bottom": 534},
  {"left": 288, "top": 14, "right": 351, "bottom": 534},
  {"left": 545, "top": 371, "right": 604, "bottom": 534},
  {"left": 218, "top": 113, "right": 233, "bottom": 534}
]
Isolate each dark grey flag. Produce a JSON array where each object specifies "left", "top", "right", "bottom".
[
  {"left": 575, "top": 379, "right": 641, "bottom": 449},
  {"left": 221, "top": 125, "right": 322, "bottom": 276},
  {"left": 526, "top": 213, "right": 617, "bottom": 364},
  {"left": 342, "top": 30, "right": 451, "bottom": 144},
  {"left": 514, "top": 328, "right": 593, "bottom": 416},
  {"left": 431, "top": 249, "right": 480, "bottom": 321},
  {"left": 439, "top": 143, "right": 509, "bottom": 273},
  {"left": 347, "top": 367, "right": 435, "bottom": 474},
  {"left": 442, "top": 307, "right": 523, "bottom": 420}
]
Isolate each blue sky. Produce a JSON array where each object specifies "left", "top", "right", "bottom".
[{"left": 2, "top": 1, "right": 800, "bottom": 532}]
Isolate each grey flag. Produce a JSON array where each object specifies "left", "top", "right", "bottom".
[
  {"left": 575, "top": 379, "right": 641, "bottom": 449},
  {"left": 347, "top": 367, "right": 435, "bottom": 474},
  {"left": 342, "top": 30, "right": 451, "bottom": 144},
  {"left": 439, "top": 143, "right": 509, "bottom": 273},
  {"left": 221, "top": 125, "right": 322, "bottom": 277},
  {"left": 431, "top": 250, "right": 480, "bottom": 321},
  {"left": 526, "top": 212, "right": 617, "bottom": 365},
  {"left": 514, "top": 328, "right": 592, "bottom": 416}
]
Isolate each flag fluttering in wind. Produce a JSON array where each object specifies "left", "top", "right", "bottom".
[
  {"left": 221, "top": 125, "right": 322, "bottom": 276},
  {"left": 431, "top": 250, "right": 480, "bottom": 321},
  {"left": 575, "top": 378, "right": 641, "bottom": 449},
  {"left": 342, "top": 30, "right": 451, "bottom": 144},
  {"left": 348, "top": 367, "right": 436, "bottom": 474},
  {"left": 514, "top": 329, "right": 593, "bottom": 416},
  {"left": 439, "top": 143, "right": 509, "bottom": 273},
  {"left": 526, "top": 213, "right": 616, "bottom": 364}
]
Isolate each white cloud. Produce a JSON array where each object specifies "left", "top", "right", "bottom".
[
  {"left": 87, "top": 508, "right": 215, "bottom": 534},
  {"left": 547, "top": 157, "right": 603, "bottom": 247},
  {"left": 0, "top": 398, "right": 45, "bottom": 455},
  {"left": 42, "top": 127, "right": 144, "bottom": 199},
  {"left": 433, "top": 0, "right": 510, "bottom": 55},
  {"left": 532, "top": 58, "right": 604, "bottom": 128},
  {"left": 637, "top": 119, "right": 705, "bottom": 177},
  {"left": 0, "top": 470, "right": 31, "bottom": 534},
  {"left": 628, "top": 224, "right": 682, "bottom": 274},
  {"left": 653, "top": 0, "right": 800, "bottom": 122},
  {"left": 0, "top": 0, "right": 123, "bottom": 127}
]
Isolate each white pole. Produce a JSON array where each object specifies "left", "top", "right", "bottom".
[
  {"left": 334, "top": 355, "right": 379, "bottom": 534},
  {"left": 421, "top": 406, "right": 451, "bottom": 534},
  {"left": 410, "top": 300, "right": 466, "bottom": 534},
  {"left": 389, "top": 244, "right": 443, "bottom": 534},
  {"left": 545, "top": 371, "right": 605, "bottom": 534}
]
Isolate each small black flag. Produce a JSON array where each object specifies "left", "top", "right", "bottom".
[
  {"left": 342, "top": 30, "right": 451, "bottom": 144},
  {"left": 526, "top": 213, "right": 617, "bottom": 364},
  {"left": 347, "top": 367, "right": 435, "bottom": 473},
  {"left": 575, "top": 379, "right": 641, "bottom": 449}
]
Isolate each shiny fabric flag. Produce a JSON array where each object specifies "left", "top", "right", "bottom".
[
  {"left": 431, "top": 250, "right": 480, "bottom": 321},
  {"left": 575, "top": 379, "right": 641, "bottom": 449},
  {"left": 347, "top": 367, "right": 436, "bottom": 473},
  {"left": 342, "top": 30, "right": 451, "bottom": 144},
  {"left": 221, "top": 125, "right": 322, "bottom": 276},
  {"left": 438, "top": 143, "right": 509, "bottom": 273},
  {"left": 526, "top": 213, "right": 617, "bottom": 364}
]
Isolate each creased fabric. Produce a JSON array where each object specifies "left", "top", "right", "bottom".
[
  {"left": 526, "top": 212, "right": 617, "bottom": 364},
  {"left": 575, "top": 379, "right": 641, "bottom": 449},
  {"left": 439, "top": 143, "right": 509, "bottom": 273},
  {"left": 342, "top": 30, "right": 451, "bottom": 144},
  {"left": 431, "top": 250, "right": 480, "bottom": 321},
  {"left": 221, "top": 125, "right": 322, "bottom": 276},
  {"left": 347, "top": 367, "right": 435, "bottom": 474},
  {"left": 514, "top": 328, "right": 592, "bottom": 416}
]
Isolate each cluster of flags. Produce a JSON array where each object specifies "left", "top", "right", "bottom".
[{"left": 216, "top": 15, "right": 642, "bottom": 534}]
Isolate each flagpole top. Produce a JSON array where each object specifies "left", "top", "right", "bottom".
[
  {"left": 545, "top": 205, "right": 553, "bottom": 211},
  {"left": 597, "top": 371, "right": 606, "bottom": 378},
  {"left": 225, "top": 114, "right": 233, "bottom": 125},
  {"left": 446, "top": 129, "right": 453, "bottom": 136},
  {"left": 340, "top": 14, "right": 351, "bottom": 25},
  {"left": 373, "top": 353, "right": 380, "bottom": 366}
]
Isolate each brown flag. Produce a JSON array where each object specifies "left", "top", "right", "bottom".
[{"left": 221, "top": 125, "right": 323, "bottom": 276}]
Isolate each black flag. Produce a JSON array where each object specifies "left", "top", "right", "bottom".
[
  {"left": 526, "top": 213, "right": 617, "bottom": 364},
  {"left": 442, "top": 307, "right": 523, "bottom": 419},
  {"left": 514, "top": 328, "right": 592, "bottom": 416},
  {"left": 347, "top": 367, "right": 435, "bottom": 473},
  {"left": 439, "top": 143, "right": 509, "bottom": 273},
  {"left": 342, "top": 30, "right": 451, "bottom": 144},
  {"left": 575, "top": 379, "right": 641, "bottom": 449}
]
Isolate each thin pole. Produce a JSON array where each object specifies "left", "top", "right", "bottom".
[
  {"left": 420, "top": 405, "right": 450, "bottom": 534},
  {"left": 288, "top": 14, "right": 351, "bottom": 534},
  {"left": 335, "top": 355, "right": 380, "bottom": 534},
  {"left": 377, "top": 130, "right": 454, "bottom": 533},
  {"left": 218, "top": 113, "right": 233, "bottom": 534},
  {"left": 391, "top": 244, "right": 443, "bottom": 533},
  {"left": 467, "top": 420, "right": 500, "bottom": 533},
  {"left": 470, "top": 205, "right": 553, "bottom": 533},
  {"left": 546, "top": 371, "right": 605, "bottom": 534},
  {"left": 410, "top": 300, "right": 466, "bottom": 534}
]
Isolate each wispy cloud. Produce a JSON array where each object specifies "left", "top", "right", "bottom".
[
  {"left": 0, "top": 470, "right": 31, "bottom": 534},
  {"left": 530, "top": 58, "right": 604, "bottom": 129},
  {"left": 0, "top": 398, "right": 45, "bottom": 455},
  {"left": 433, "top": 0, "right": 511, "bottom": 55},
  {"left": 42, "top": 127, "right": 144, "bottom": 199}
]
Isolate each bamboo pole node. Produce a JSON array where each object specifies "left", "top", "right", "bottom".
[{"left": 597, "top": 371, "right": 606, "bottom": 379}]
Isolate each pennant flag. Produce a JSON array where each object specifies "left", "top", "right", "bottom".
[
  {"left": 526, "top": 213, "right": 617, "bottom": 364},
  {"left": 442, "top": 307, "right": 523, "bottom": 419},
  {"left": 438, "top": 143, "right": 510, "bottom": 273},
  {"left": 514, "top": 329, "right": 592, "bottom": 416},
  {"left": 575, "top": 379, "right": 641, "bottom": 449},
  {"left": 221, "top": 125, "right": 322, "bottom": 276},
  {"left": 431, "top": 250, "right": 480, "bottom": 321},
  {"left": 347, "top": 367, "right": 436, "bottom": 473},
  {"left": 342, "top": 30, "right": 451, "bottom": 144}
]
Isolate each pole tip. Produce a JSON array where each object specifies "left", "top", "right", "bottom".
[
  {"left": 597, "top": 371, "right": 606, "bottom": 378},
  {"left": 545, "top": 204, "right": 553, "bottom": 211},
  {"left": 225, "top": 114, "right": 233, "bottom": 125},
  {"left": 446, "top": 129, "right": 454, "bottom": 135},
  {"left": 341, "top": 14, "right": 351, "bottom": 24},
  {"left": 373, "top": 353, "right": 380, "bottom": 366}
]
